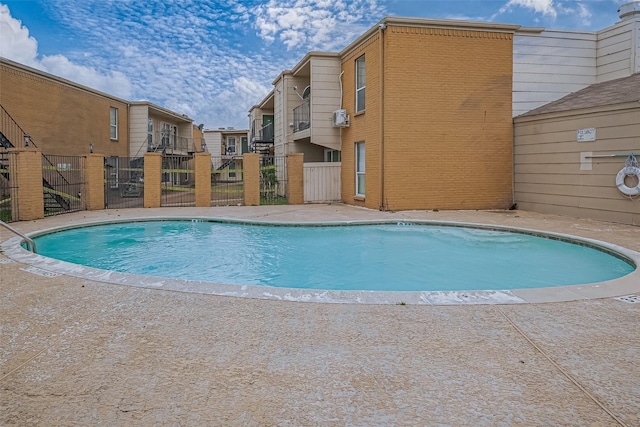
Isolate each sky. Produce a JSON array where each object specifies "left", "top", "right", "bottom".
[{"left": 0, "top": 0, "right": 630, "bottom": 129}]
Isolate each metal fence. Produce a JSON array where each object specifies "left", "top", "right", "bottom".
[
  {"left": 105, "top": 157, "right": 144, "bottom": 209},
  {"left": 260, "top": 156, "right": 288, "bottom": 205},
  {"left": 42, "top": 154, "right": 84, "bottom": 216},
  {"left": 0, "top": 151, "right": 15, "bottom": 221},
  {"left": 161, "top": 155, "right": 195, "bottom": 207},
  {"left": 211, "top": 156, "right": 244, "bottom": 206}
]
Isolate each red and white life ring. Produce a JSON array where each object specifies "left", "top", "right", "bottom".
[{"left": 615, "top": 166, "right": 640, "bottom": 196}]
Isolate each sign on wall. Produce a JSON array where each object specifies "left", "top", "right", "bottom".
[{"left": 577, "top": 128, "right": 596, "bottom": 142}]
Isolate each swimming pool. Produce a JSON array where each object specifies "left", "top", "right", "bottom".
[{"left": 27, "top": 219, "right": 635, "bottom": 293}]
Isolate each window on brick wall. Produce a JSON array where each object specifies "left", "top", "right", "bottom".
[
  {"left": 355, "top": 141, "right": 365, "bottom": 197},
  {"left": 355, "top": 55, "right": 365, "bottom": 113},
  {"left": 110, "top": 107, "right": 118, "bottom": 140}
]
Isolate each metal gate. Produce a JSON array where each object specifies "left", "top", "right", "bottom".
[
  {"left": 260, "top": 156, "right": 287, "bottom": 205},
  {"left": 0, "top": 151, "right": 15, "bottom": 221},
  {"left": 211, "top": 156, "right": 244, "bottom": 206},
  {"left": 104, "top": 157, "right": 144, "bottom": 209},
  {"left": 161, "top": 155, "right": 195, "bottom": 207},
  {"left": 42, "top": 154, "right": 84, "bottom": 216}
]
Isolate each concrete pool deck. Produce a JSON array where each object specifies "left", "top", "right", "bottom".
[{"left": 1, "top": 205, "right": 639, "bottom": 425}]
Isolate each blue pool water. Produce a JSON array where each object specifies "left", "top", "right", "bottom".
[{"left": 32, "top": 220, "right": 634, "bottom": 291}]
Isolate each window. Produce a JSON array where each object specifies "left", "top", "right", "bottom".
[
  {"left": 226, "top": 136, "right": 236, "bottom": 154},
  {"left": 355, "top": 142, "right": 365, "bottom": 197},
  {"left": 355, "top": 55, "right": 366, "bottom": 112},
  {"left": 110, "top": 107, "right": 118, "bottom": 140},
  {"left": 324, "top": 149, "right": 341, "bottom": 162},
  {"left": 147, "top": 119, "right": 153, "bottom": 149}
]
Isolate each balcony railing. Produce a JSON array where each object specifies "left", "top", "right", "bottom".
[
  {"left": 293, "top": 99, "right": 310, "bottom": 133},
  {"left": 147, "top": 131, "right": 191, "bottom": 153},
  {"left": 251, "top": 123, "right": 274, "bottom": 143}
]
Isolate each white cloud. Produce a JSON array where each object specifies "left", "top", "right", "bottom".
[
  {"left": 252, "top": 0, "right": 385, "bottom": 51},
  {"left": 0, "top": 4, "right": 39, "bottom": 67},
  {"left": 0, "top": 3, "right": 132, "bottom": 98},
  {"left": 497, "top": 0, "right": 558, "bottom": 19}
]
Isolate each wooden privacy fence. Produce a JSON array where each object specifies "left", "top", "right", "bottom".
[{"left": 304, "top": 162, "right": 341, "bottom": 203}]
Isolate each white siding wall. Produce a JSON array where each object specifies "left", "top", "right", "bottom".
[
  {"left": 273, "top": 78, "right": 286, "bottom": 157},
  {"left": 304, "top": 162, "right": 341, "bottom": 203},
  {"left": 203, "top": 130, "right": 222, "bottom": 157},
  {"left": 596, "top": 19, "right": 639, "bottom": 82},
  {"left": 513, "top": 30, "right": 597, "bottom": 117}
]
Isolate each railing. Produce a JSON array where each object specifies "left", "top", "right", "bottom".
[
  {"left": 293, "top": 99, "right": 310, "bottom": 133},
  {"left": 0, "top": 219, "right": 36, "bottom": 252},
  {"left": 211, "top": 156, "right": 244, "bottom": 206},
  {"left": 1, "top": 104, "right": 36, "bottom": 149},
  {"left": 42, "top": 155, "right": 84, "bottom": 216},
  {"left": 147, "top": 131, "right": 192, "bottom": 153},
  {"left": 260, "top": 156, "right": 287, "bottom": 205},
  {"left": 252, "top": 121, "right": 274, "bottom": 143},
  {"left": 161, "top": 155, "right": 195, "bottom": 207},
  {"left": 104, "top": 157, "right": 144, "bottom": 209}
]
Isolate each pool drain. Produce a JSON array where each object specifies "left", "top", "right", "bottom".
[{"left": 614, "top": 295, "right": 640, "bottom": 303}]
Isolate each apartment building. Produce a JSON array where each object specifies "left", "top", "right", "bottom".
[{"left": 0, "top": 58, "right": 195, "bottom": 159}]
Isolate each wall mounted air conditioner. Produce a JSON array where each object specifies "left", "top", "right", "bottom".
[{"left": 332, "top": 109, "right": 349, "bottom": 127}]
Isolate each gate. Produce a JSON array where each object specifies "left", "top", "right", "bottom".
[
  {"left": 42, "top": 154, "right": 84, "bottom": 216},
  {"left": 0, "top": 151, "right": 15, "bottom": 221},
  {"left": 105, "top": 157, "right": 144, "bottom": 209},
  {"left": 260, "top": 156, "right": 287, "bottom": 205},
  {"left": 211, "top": 156, "right": 244, "bottom": 206},
  {"left": 304, "top": 162, "right": 341, "bottom": 203},
  {"left": 161, "top": 155, "right": 195, "bottom": 207}
]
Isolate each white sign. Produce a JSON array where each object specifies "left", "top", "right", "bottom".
[{"left": 577, "top": 128, "right": 596, "bottom": 142}]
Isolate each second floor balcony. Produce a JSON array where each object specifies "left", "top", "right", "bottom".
[{"left": 293, "top": 99, "right": 310, "bottom": 133}]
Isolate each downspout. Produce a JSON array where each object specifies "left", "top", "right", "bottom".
[{"left": 379, "top": 22, "right": 386, "bottom": 211}]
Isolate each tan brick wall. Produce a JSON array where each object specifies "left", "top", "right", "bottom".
[
  {"left": 84, "top": 154, "right": 105, "bottom": 210},
  {"left": 194, "top": 152, "right": 212, "bottom": 207},
  {"left": 341, "top": 26, "right": 514, "bottom": 211},
  {"left": 0, "top": 60, "right": 129, "bottom": 157},
  {"left": 143, "top": 153, "right": 162, "bottom": 208},
  {"left": 243, "top": 153, "right": 260, "bottom": 206},
  {"left": 286, "top": 153, "right": 304, "bottom": 204},
  {"left": 9, "top": 148, "right": 44, "bottom": 220}
]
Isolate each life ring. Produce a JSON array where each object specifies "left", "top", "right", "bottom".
[{"left": 615, "top": 166, "right": 640, "bottom": 196}]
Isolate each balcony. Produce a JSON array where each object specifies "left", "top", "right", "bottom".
[
  {"left": 147, "top": 132, "right": 192, "bottom": 154},
  {"left": 252, "top": 121, "right": 274, "bottom": 144},
  {"left": 293, "top": 99, "right": 310, "bottom": 133}
]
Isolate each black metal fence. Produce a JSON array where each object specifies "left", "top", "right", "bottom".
[
  {"left": 42, "top": 154, "right": 84, "bottom": 216},
  {"left": 260, "top": 156, "right": 287, "bottom": 205},
  {"left": 105, "top": 157, "right": 144, "bottom": 209},
  {"left": 161, "top": 155, "right": 195, "bottom": 207},
  {"left": 0, "top": 151, "right": 14, "bottom": 221},
  {"left": 211, "top": 156, "right": 244, "bottom": 206}
]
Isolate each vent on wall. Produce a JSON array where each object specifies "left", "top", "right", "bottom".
[{"left": 332, "top": 109, "right": 349, "bottom": 127}]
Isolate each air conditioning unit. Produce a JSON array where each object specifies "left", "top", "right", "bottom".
[{"left": 332, "top": 109, "right": 349, "bottom": 127}]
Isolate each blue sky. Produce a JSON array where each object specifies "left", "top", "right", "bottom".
[{"left": 0, "top": 0, "right": 629, "bottom": 129}]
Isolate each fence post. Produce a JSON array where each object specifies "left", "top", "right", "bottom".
[
  {"left": 84, "top": 154, "right": 105, "bottom": 210},
  {"left": 194, "top": 152, "right": 212, "bottom": 207},
  {"left": 286, "top": 153, "right": 304, "bottom": 205},
  {"left": 9, "top": 148, "right": 44, "bottom": 221},
  {"left": 243, "top": 153, "right": 260, "bottom": 206},
  {"left": 144, "top": 152, "right": 162, "bottom": 208}
]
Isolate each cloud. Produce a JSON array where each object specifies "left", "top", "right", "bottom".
[
  {"left": 0, "top": 3, "right": 132, "bottom": 98},
  {"left": 496, "top": 0, "right": 558, "bottom": 19},
  {"left": 253, "top": 0, "right": 385, "bottom": 51}
]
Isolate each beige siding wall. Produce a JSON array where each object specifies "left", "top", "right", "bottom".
[
  {"left": 514, "top": 104, "right": 640, "bottom": 225},
  {"left": 272, "top": 77, "right": 287, "bottom": 157},
  {"left": 310, "top": 57, "right": 341, "bottom": 151},
  {"left": 129, "top": 104, "right": 149, "bottom": 157}
]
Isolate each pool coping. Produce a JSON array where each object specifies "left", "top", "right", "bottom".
[{"left": 2, "top": 215, "right": 640, "bottom": 305}]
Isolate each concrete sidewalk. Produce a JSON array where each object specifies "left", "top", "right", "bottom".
[{"left": 1, "top": 205, "right": 639, "bottom": 425}]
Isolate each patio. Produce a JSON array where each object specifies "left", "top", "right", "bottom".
[{"left": 1, "top": 205, "right": 639, "bottom": 426}]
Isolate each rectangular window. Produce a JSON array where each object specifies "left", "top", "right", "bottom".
[
  {"left": 110, "top": 107, "right": 118, "bottom": 140},
  {"left": 226, "top": 136, "right": 236, "bottom": 154},
  {"left": 324, "top": 149, "right": 341, "bottom": 162},
  {"left": 355, "top": 55, "right": 365, "bottom": 113},
  {"left": 355, "top": 142, "right": 365, "bottom": 197}
]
